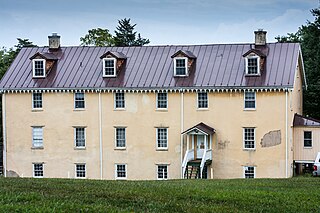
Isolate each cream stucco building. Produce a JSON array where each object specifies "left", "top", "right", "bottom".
[{"left": 0, "top": 31, "right": 317, "bottom": 180}]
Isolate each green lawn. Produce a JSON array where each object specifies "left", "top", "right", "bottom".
[{"left": 0, "top": 177, "right": 319, "bottom": 212}]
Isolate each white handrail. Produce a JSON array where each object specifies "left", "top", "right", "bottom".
[
  {"left": 182, "top": 149, "right": 194, "bottom": 177},
  {"left": 200, "top": 149, "right": 212, "bottom": 178}
]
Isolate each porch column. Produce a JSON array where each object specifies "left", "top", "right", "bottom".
[
  {"left": 186, "top": 134, "right": 189, "bottom": 152},
  {"left": 204, "top": 135, "right": 207, "bottom": 150}
]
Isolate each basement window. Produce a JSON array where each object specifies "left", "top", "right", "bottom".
[
  {"left": 75, "top": 164, "right": 86, "bottom": 178},
  {"left": 32, "top": 59, "right": 46, "bottom": 78},
  {"left": 115, "top": 164, "right": 127, "bottom": 179},
  {"left": 157, "top": 165, "right": 168, "bottom": 180},
  {"left": 103, "top": 58, "right": 116, "bottom": 77},
  {"left": 33, "top": 163, "right": 44, "bottom": 178},
  {"left": 174, "top": 57, "right": 187, "bottom": 76},
  {"left": 244, "top": 166, "right": 255, "bottom": 178}
]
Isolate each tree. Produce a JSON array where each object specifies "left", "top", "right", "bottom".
[
  {"left": 80, "top": 28, "right": 114, "bottom": 46},
  {"left": 276, "top": 7, "right": 320, "bottom": 119},
  {"left": 114, "top": 18, "right": 150, "bottom": 46}
]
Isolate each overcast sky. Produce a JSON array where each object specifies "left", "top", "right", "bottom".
[{"left": 0, "top": 0, "right": 318, "bottom": 48}]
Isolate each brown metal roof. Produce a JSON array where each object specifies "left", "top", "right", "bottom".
[
  {"left": 293, "top": 114, "right": 320, "bottom": 127},
  {"left": 182, "top": 122, "right": 215, "bottom": 135},
  {"left": 0, "top": 43, "right": 301, "bottom": 90}
]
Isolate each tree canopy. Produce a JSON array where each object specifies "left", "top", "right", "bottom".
[
  {"left": 276, "top": 7, "right": 320, "bottom": 119},
  {"left": 80, "top": 18, "right": 150, "bottom": 47}
]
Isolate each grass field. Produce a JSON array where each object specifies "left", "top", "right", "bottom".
[{"left": 0, "top": 177, "right": 319, "bottom": 212}]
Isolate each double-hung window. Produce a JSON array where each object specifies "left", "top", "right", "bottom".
[
  {"left": 75, "top": 164, "right": 86, "bottom": 178},
  {"left": 74, "top": 127, "right": 86, "bottom": 148},
  {"left": 115, "top": 92, "right": 125, "bottom": 109},
  {"left": 32, "top": 127, "right": 43, "bottom": 148},
  {"left": 115, "top": 164, "right": 127, "bottom": 179},
  {"left": 304, "top": 131, "right": 312, "bottom": 148},
  {"left": 33, "top": 163, "right": 44, "bottom": 178},
  {"left": 115, "top": 128, "right": 126, "bottom": 148},
  {"left": 198, "top": 92, "right": 208, "bottom": 109},
  {"left": 174, "top": 57, "right": 187, "bottom": 76},
  {"left": 32, "top": 93, "right": 43, "bottom": 109},
  {"left": 32, "top": 59, "right": 46, "bottom": 78},
  {"left": 103, "top": 58, "right": 116, "bottom": 77},
  {"left": 244, "top": 166, "right": 255, "bottom": 178},
  {"left": 157, "top": 128, "right": 168, "bottom": 150},
  {"left": 157, "top": 165, "right": 168, "bottom": 180},
  {"left": 157, "top": 92, "right": 168, "bottom": 109},
  {"left": 246, "top": 56, "right": 260, "bottom": 75},
  {"left": 244, "top": 91, "right": 256, "bottom": 109},
  {"left": 243, "top": 128, "right": 255, "bottom": 149},
  {"left": 74, "top": 92, "right": 85, "bottom": 109}
]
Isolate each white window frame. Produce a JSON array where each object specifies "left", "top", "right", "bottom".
[
  {"left": 74, "top": 127, "right": 86, "bottom": 149},
  {"left": 156, "top": 92, "right": 168, "bottom": 110},
  {"left": 156, "top": 128, "right": 168, "bottom": 150},
  {"left": 114, "top": 92, "right": 125, "bottom": 109},
  {"left": 244, "top": 91, "right": 256, "bottom": 110},
  {"left": 243, "top": 166, "right": 255, "bottom": 178},
  {"left": 75, "top": 163, "right": 86, "bottom": 178},
  {"left": 157, "top": 164, "right": 168, "bottom": 180},
  {"left": 103, "top": 58, "right": 117, "bottom": 77},
  {"left": 115, "top": 164, "right": 127, "bottom": 180},
  {"left": 33, "top": 163, "right": 44, "bottom": 178},
  {"left": 245, "top": 56, "right": 260, "bottom": 75},
  {"left": 115, "top": 127, "right": 126, "bottom": 149},
  {"left": 32, "top": 59, "right": 46, "bottom": 78},
  {"left": 173, "top": 57, "right": 188, "bottom": 76},
  {"left": 74, "top": 92, "right": 85, "bottom": 109},
  {"left": 32, "top": 126, "right": 43, "bottom": 148},
  {"left": 303, "top": 131, "right": 312, "bottom": 148},
  {"left": 243, "top": 127, "right": 255, "bottom": 150},
  {"left": 32, "top": 92, "right": 43, "bottom": 110},
  {"left": 197, "top": 92, "right": 208, "bottom": 109}
]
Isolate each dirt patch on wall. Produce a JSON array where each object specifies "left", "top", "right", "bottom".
[{"left": 260, "top": 130, "right": 281, "bottom": 147}]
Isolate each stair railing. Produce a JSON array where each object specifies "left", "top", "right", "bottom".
[{"left": 182, "top": 149, "right": 194, "bottom": 178}]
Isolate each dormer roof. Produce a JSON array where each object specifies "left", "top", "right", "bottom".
[
  {"left": 242, "top": 49, "right": 266, "bottom": 58},
  {"left": 171, "top": 50, "right": 196, "bottom": 59},
  {"left": 100, "top": 51, "right": 127, "bottom": 59},
  {"left": 30, "top": 52, "right": 58, "bottom": 60}
]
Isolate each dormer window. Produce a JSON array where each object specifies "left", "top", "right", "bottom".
[
  {"left": 174, "top": 57, "right": 188, "bottom": 76},
  {"left": 103, "top": 58, "right": 116, "bottom": 77},
  {"left": 246, "top": 56, "right": 260, "bottom": 75},
  {"left": 32, "top": 59, "right": 46, "bottom": 78}
]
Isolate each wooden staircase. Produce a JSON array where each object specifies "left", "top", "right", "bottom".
[{"left": 184, "top": 160, "right": 201, "bottom": 179}]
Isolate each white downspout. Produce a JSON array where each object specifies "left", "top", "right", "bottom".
[
  {"left": 180, "top": 91, "right": 184, "bottom": 179},
  {"left": 2, "top": 93, "right": 6, "bottom": 177},
  {"left": 285, "top": 90, "right": 288, "bottom": 178},
  {"left": 98, "top": 92, "right": 103, "bottom": 179}
]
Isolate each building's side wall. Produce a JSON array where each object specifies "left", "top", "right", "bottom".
[{"left": 293, "top": 127, "right": 320, "bottom": 161}]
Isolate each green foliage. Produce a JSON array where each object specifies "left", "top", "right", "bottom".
[
  {"left": 276, "top": 7, "right": 320, "bottom": 119},
  {"left": 0, "top": 177, "right": 319, "bottom": 212},
  {"left": 114, "top": 18, "right": 150, "bottom": 46},
  {"left": 80, "top": 28, "right": 114, "bottom": 46}
]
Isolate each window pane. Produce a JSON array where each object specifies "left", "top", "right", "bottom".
[
  {"left": 198, "top": 92, "right": 208, "bottom": 108},
  {"left": 244, "top": 128, "right": 255, "bottom": 149},
  {"left": 115, "top": 92, "right": 125, "bottom": 108},
  {"left": 34, "top": 163, "right": 43, "bottom": 177},
  {"left": 33, "top": 127, "right": 43, "bottom": 147},
  {"left": 75, "top": 93, "right": 85, "bottom": 109},
  {"left": 157, "top": 128, "right": 168, "bottom": 148},
  {"left": 76, "top": 164, "right": 86, "bottom": 178},
  {"left": 116, "top": 128, "right": 126, "bottom": 148},
  {"left": 157, "top": 165, "right": 168, "bottom": 179},
  {"left": 33, "top": 93, "right": 42, "bottom": 109},
  {"left": 75, "top": 128, "right": 85, "bottom": 147},
  {"left": 157, "top": 92, "right": 167, "bottom": 109}
]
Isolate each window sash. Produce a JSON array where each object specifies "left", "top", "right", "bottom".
[
  {"left": 76, "top": 164, "right": 86, "bottom": 178},
  {"left": 116, "top": 164, "right": 126, "bottom": 178},
  {"left": 157, "top": 128, "right": 168, "bottom": 149},
  {"left": 116, "top": 128, "right": 126, "bottom": 148},
  {"left": 247, "top": 58, "right": 258, "bottom": 74},
  {"left": 75, "top": 128, "right": 86, "bottom": 147},
  {"left": 244, "top": 128, "right": 255, "bottom": 149},
  {"left": 32, "top": 127, "right": 43, "bottom": 147},
  {"left": 304, "top": 131, "right": 312, "bottom": 147},
  {"left": 244, "top": 92, "right": 256, "bottom": 109},
  {"left": 33, "top": 163, "right": 43, "bottom": 177},
  {"left": 174, "top": 58, "right": 187, "bottom": 76},
  {"left": 115, "top": 92, "right": 125, "bottom": 108},
  {"left": 198, "top": 92, "right": 208, "bottom": 108},
  {"left": 157, "top": 165, "right": 168, "bottom": 179},
  {"left": 75, "top": 93, "right": 85, "bottom": 109},
  {"left": 104, "top": 58, "right": 116, "bottom": 76},
  {"left": 244, "top": 166, "right": 255, "bottom": 178},
  {"left": 32, "top": 93, "right": 43, "bottom": 109},
  {"left": 33, "top": 59, "right": 45, "bottom": 77},
  {"left": 157, "top": 92, "right": 167, "bottom": 109}
]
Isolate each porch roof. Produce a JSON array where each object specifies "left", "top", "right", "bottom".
[
  {"left": 293, "top": 114, "right": 320, "bottom": 127},
  {"left": 182, "top": 122, "right": 215, "bottom": 135}
]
